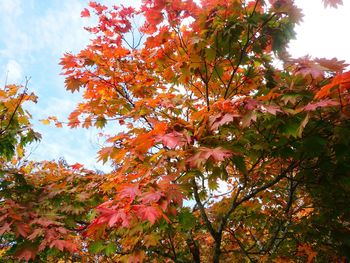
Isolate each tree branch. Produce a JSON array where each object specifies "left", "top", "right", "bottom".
[{"left": 191, "top": 178, "right": 218, "bottom": 240}]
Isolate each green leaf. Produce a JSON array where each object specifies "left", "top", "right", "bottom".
[
  {"left": 95, "top": 116, "right": 107, "bottom": 128},
  {"left": 89, "top": 240, "right": 104, "bottom": 254},
  {"left": 104, "top": 242, "right": 117, "bottom": 256},
  {"left": 178, "top": 209, "right": 196, "bottom": 231},
  {"left": 231, "top": 155, "right": 247, "bottom": 174},
  {"left": 213, "top": 65, "right": 223, "bottom": 79},
  {"left": 205, "top": 48, "right": 216, "bottom": 61},
  {"left": 281, "top": 115, "right": 309, "bottom": 138},
  {"left": 208, "top": 173, "right": 219, "bottom": 191}
]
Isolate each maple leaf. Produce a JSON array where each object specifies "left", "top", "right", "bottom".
[
  {"left": 157, "top": 131, "right": 190, "bottom": 149},
  {"left": 40, "top": 119, "right": 50, "bottom": 125},
  {"left": 50, "top": 240, "right": 78, "bottom": 253},
  {"left": 303, "top": 99, "right": 339, "bottom": 111},
  {"left": 315, "top": 57, "right": 348, "bottom": 72},
  {"left": 15, "top": 246, "right": 37, "bottom": 262},
  {"left": 139, "top": 190, "right": 163, "bottom": 204},
  {"left": 31, "top": 218, "right": 60, "bottom": 228},
  {"left": 89, "top": 1, "right": 108, "bottom": 14},
  {"left": 135, "top": 205, "right": 163, "bottom": 225},
  {"left": 322, "top": 0, "right": 343, "bottom": 8},
  {"left": 117, "top": 184, "right": 140, "bottom": 202},
  {"left": 158, "top": 179, "right": 184, "bottom": 206},
  {"left": 297, "top": 244, "right": 317, "bottom": 263},
  {"left": 16, "top": 223, "right": 30, "bottom": 237},
  {"left": 107, "top": 209, "right": 129, "bottom": 227},
  {"left": 143, "top": 233, "right": 160, "bottom": 248},
  {"left": 81, "top": 8, "right": 90, "bottom": 17},
  {"left": 0, "top": 222, "right": 12, "bottom": 235},
  {"left": 294, "top": 57, "right": 327, "bottom": 79},
  {"left": 27, "top": 228, "right": 43, "bottom": 240},
  {"left": 94, "top": 202, "right": 131, "bottom": 228},
  {"left": 260, "top": 105, "right": 284, "bottom": 115},
  {"left": 244, "top": 99, "right": 259, "bottom": 110},
  {"left": 258, "top": 90, "right": 281, "bottom": 101},
  {"left": 315, "top": 71, "right": 350, "bottom": 99},
  {"left": 208, "top": 113, "right": 239, "bottom": 131},
  {"left": 187, "top": 147, "right": 233, "bottom": 168},
  {"left": 65, "top": 77, "right": 83, "bottom": 92},
  {"left": 241, "top": 111, "right": 257, "bottom": 128},
  {"left": 71, "top": 162, "right": 83, "bottom": 170},
  {"left": 126, "top": 250, "right": 146, "bottom": 263},
  {"left": 97, "top": 146, "right": 116, "bottom": 163}
]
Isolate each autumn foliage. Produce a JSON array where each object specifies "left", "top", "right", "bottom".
[{"left": 1, "top": 0, "right": 350, "bottom": 262}]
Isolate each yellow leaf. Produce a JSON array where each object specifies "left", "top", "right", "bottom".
[
  {"left": 40, "top": 119, "right": 50, "bottom": 125},
  {"left": 16, "top": 146, "right": 24, "bottom": 158}
]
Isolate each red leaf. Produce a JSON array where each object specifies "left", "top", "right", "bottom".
[
  {"left": 27, "top": 228, "right": 43, "bottom": 240},
  {"left": 261, "top": 105, "right": 284, "bottom": 115},
  {"left": 16, "top": 223, "right": 30, "bottom": 237},
  {"left": 159, "top": 181, "right": 184, "bottom": 206},
  {"left": 107, "top": 209, "right": 129, "bottom": 227},
  {"left": 71, "top": 162, "right": 83, "bottom": 170},
  {"left": 117, "top": 184, "right": 140, "bottom": 202},
  {"left": 209, "top": 113, "right": 239, "bottom": 131},
  {"left": 31, "top": 218, "right": 60, "bottom": 227},
  {"left": 81, "top": 8, "right": 90, "bottom": 17},
  {"left": 135, "top": 205, "right": 162, "bottom": 225},
  {"left": 139, "top": 190, "right": 163, "bottom": 204},
  {"left": 303, "top": 99, "right": 339, "bottom": 111},
  {"left": 315, "top": 57, "right": 348, "bottom": 72},
  {"left": 187, "top": 147, "right": 233, "bottom": 168},
  {"left": 245, "top": 99, "right": 259, "bottom": 110},
  {"left": 0, "top": 222, "right": 12, "bottom": 235},
  {"left": 322, "top": 0, "right": 343, "bottom": 8},
  {"left": 15, "top": 247, "right": 37, "bottom": 262},
  {"left": 157, "top": 131, "right": 190, "bottom": 149},
  {"left": 89, "top": 2, "right": 108, "bottom": 14},
  {"left": 50, "top": 240, "right": 78, "bottom": 253}
]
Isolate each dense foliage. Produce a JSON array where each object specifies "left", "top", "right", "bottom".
[{"left": 1, "top": 0, "right": 349, "bottom": 262}]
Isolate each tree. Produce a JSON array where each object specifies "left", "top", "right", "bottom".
[
  {"left": 1, "top": 0, "right": 350, "bottom": 262},
  {"left": 0, "top": 85, "right": 104, "bottom": 261},
  {"left": 0, "top": 81, "right": 40, "bottom": 160}
]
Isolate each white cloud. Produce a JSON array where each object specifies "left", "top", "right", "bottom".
[
  {"left": 0, "top": 0, "right": 22, "bottom": 16},
  {"left": 289, "top": 1, "right": 350, "bottom": 64},
  {"left": 34, "top": 96, "right": 78, "bottom": 119},
  {"left": 3, "top": 59, "right": 23, "bottom": 83},
  {"left": 102, "top": 0, "right": 142, "bottom": 8},
  {"left": 29, "top": 124, "right": 107, "bottom": 171},
  {"left": 0, "top": 1, "right": 90, "bottom": 63},
  {"left": 33, "top": 1, "right": 90, "bottom": 56}
]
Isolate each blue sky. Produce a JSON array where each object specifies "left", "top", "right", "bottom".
[{"left": 0, "top": 0, "right": 349, "bottom": 170}]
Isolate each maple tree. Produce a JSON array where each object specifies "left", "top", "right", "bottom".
[
  {"left": 0, "top": 84, "right": 105, "bottom": 261},
  {"left": 0, "top": 81, "right": 40, "bottom": 161},
  {"left": 1, "top": 0, "right": 350, "bottom": 262}
]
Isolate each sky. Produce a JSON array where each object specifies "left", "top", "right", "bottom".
[{"left": 0, "top": 0, "right": 349, "bottom": 170}]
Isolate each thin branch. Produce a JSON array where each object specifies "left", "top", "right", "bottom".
[
  {"left": 232, "top": 233, "right": 256, "bottom": 262},
  {"left": 0, "top": 77, "right": 31, "bottom": 136},
  {"left": 224, "top": 11, "right": 277, "bottom": 99},
  {"left": 219, "top": 160, "right": 298, "bottom": 243},
  {"left": 191, "top": 178, "right": 218, "bottom": 240}
]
